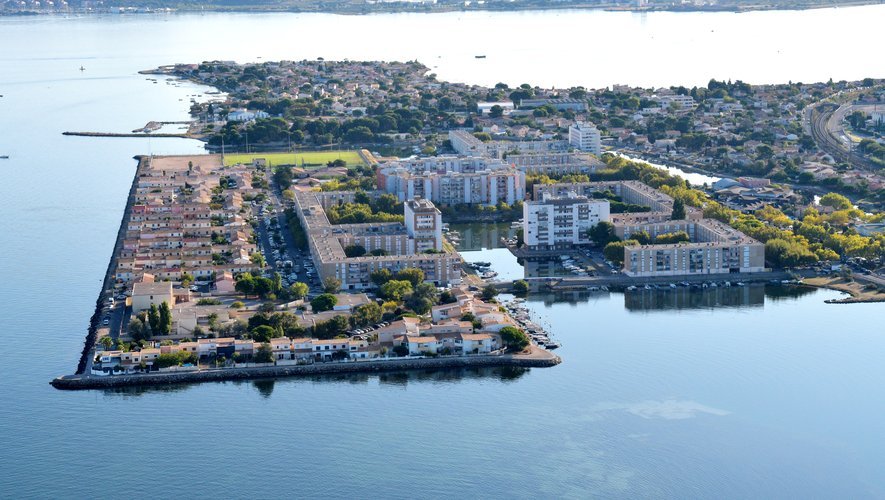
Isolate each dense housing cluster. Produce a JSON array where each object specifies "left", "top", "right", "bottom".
[{"left": 292, "top": 190, "right": 462, "bottom": 290}]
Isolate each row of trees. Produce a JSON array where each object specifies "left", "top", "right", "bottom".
[{"left": 128, "top": 302, "right": 172, "bottom": 341}]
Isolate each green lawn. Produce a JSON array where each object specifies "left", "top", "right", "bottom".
[{"left": 223, "top": 150, "right": 366, "bottom": 168}]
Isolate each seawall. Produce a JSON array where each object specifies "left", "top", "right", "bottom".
[
  {"left": 52, "top": 352, "right": 561, "bottom": 390},
  {"left": 75, "top": 155, "right": 145, "bottom": 374}
]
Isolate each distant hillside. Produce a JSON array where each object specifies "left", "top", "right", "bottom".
[{"left": 3, "top": 0, "right": 883, "bottom": 15}]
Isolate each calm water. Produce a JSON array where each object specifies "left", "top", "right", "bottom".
[{"left": 1, "top": 9, "right": 885, "bottom": 498}]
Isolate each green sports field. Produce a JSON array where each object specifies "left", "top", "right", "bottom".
[{"left": 222, "top": 150, "right": 366, "bottom": 167}]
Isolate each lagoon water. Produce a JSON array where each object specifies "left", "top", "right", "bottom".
[{"left": 1, "top": 8, "right": 884, "bottom": 497}]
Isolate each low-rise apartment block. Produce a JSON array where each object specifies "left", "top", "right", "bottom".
[
  {"left": 376, "top": 155, "right": 525, "bottom": 206},
  {"left": 506, "top": 152, "right": 605, "bottom": 176},
  {"left": 622, "top": 218, "right": 765, "bottom": 277},
  {"left": 533, "top": 180, "right": 765, "bottom": 276},
  {"left": 293, "top": 190, "right": 461, "bottom": 290},
  {"left": 448, "top": 129, "right": 568, "bottom": 159}
]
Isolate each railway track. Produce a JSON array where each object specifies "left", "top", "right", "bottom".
[{"left": 808, "top": 102, "right": 880, "bottom": 171}]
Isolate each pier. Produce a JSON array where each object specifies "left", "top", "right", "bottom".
[{"left": 63, "top": 131, "right": 190, "bottom": 138}]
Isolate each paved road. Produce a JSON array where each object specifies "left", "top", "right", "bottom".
[{"left": 264, "top": 168, "right": 323, "bottom": 294}]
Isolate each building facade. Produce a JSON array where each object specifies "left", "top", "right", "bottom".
[
  {"left": 293, "top": 190, "right": 461, "bottom": 290},
  {"left": 568, "top": 121, "right": 602, "bottom": 155},
  {"left": 376, "top": 156, "right": 525, "bottom": 207},
  {"left": 523, "top": 192, "right": 611, "bottom": 249},
  {"left": 404, "top": 198, "right": 443, "bottom": 253}
]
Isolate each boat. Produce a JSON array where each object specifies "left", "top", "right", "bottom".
[
  {"left": 545, "top": 342, "right": 561, "bottom": 350},
  {"left": 475, "top": 55, "right": 486, "bottom": 59},
  {"left": 0, "top": 155, "right": 8, "bottom": 159},
  {"left": 79, "top": 66, "right": 85, "bottom": 71}
]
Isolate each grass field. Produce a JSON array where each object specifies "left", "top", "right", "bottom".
[{"left": 222, "top": 150, "right": 365, "bottom": 167}]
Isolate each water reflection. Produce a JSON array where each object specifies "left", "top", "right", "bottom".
[
  {"left": 253, "top": 379, "right": 275, "bottom": 398},
  {"left": 623, "top": 285, "right": 767, "bottom": 311},
  {"left": 449, "top": 222, "right": 515, "bottom": 251},
  {"left": 100, "top": 366, "right": 530, "bottom": 397},
  {"left": 765, "top": 284, "right": 820, "bottom": 301},
  {"left": 526, "top": 284, "right": 819, "bottom": 313}
]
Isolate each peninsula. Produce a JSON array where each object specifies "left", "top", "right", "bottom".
[{"left": 52, "top": 58, "right": 885, "bottom": 388}]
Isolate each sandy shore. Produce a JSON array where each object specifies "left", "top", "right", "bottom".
[{"left": 803, "top": 276, "right": 885, "bottom": 304}]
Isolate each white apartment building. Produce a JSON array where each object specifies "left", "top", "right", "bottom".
[
  {"left": 658, "top": 94, "right": 697, "bottom": 109},
  {"left": 568, "top": 121, "right": 602, "bottom": 155},
  {"left": 522, "top": 192, "right": 610, "bottom": 249},
  {"left": 448, "top": 130, "right": 569, "bottom": 159},
  {"left": 404, "top": 198, "right": 443, "bottom": 252},
  {"left": 376, "top": 156, "right": 525, "bottom": 207}
]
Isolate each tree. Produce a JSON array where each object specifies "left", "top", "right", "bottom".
[
  {"left": 481, "top": 284, "right": 498, "bottom": 301},
  {"left": 180, "top": 272, "right": 194, "bottom": 288},
  {"left": 489, "top": 105, "right": 504, "bottom": 118},
  {"left": 630, "top": 230, "right": 652, "bottom": 245},
  {"left": 396, "top": 268, "right": 424, "bottom": 287},
  {"left": 128, "top": 318, "right": 149, "bottom": 342},
  {"left": 603, "top": 240, "right": 639, "bottom": 266},
  {"left": 98, "top": 336, "right": 114, "bottom": 350},
  {"left": 147, "top": 303, "right": 160, "bottom": 335},
  {"left": 230, "top": 301, "right": 245, "bottom": 309},
  {"left": 254, "top": 343, "right": 274, "bottom": 364},
  {"left": 158, "top": 301, "right": 171, "bottom": 334},
  {"left": 344, "top": 244, "right": 366, "bottom": 257},
  {"left": 406, "top": 296, "right": 433, "bottom": 315},
  {"left": 439, "top": 290, "right": 457, "bottom": 304},
  {"left": 311, "top": 293, "right": 338, "bottom": 312},
  {"left": 370, "top": 268, "right": 392, "bottom": 286},
  {"left": 289, "top": 282, "right": 309, "bottom": 300},
  {"left": 251, "top": 325, "right": 277, "bottom": 343},
  {"left": 250, "top": 252, "right": 266, "bottom": 268},
  {"left": 351, "top": 302, "right": 382, "bottom": 328},
  {"left": 588, "top": 221, "right": 618, "bottom": 246},
  {"left": 380, "top": 280, "right": 413, "bottom": 301},
  {"left": 819, "top": 193, "right": 852, "bottom": 211},
  {"left": 252, "top": 277, "right": 274, "bottom": 298},
  {"left": 235, "top": 272, "right": 256, "bottom": 296},
  {"left": 671, "top": 198, "right": 686, "bottom": 220},
  {"left": 512, "top": 280, "right": 529, "bottom": 296},
  {"left": 499, "top": 326, "right": 530, "bottom": 351},
  {"left": 323, "top": 277, "right": 341, "bottom": 293},
  {"left": 655, "top": 231, "right": 691, "bottom": 244}
]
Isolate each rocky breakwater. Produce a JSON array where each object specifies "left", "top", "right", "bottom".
[{"left": 51, "top": 347, "right": 561, "bottom": 390}]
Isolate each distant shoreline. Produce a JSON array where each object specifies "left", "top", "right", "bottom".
[{"left": 3, "top": 1, "right": 883, "bottom": 17}]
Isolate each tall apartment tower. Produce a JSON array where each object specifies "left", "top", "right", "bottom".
[
  {"left": 568, "top": 121, "right": 602, "bottom": 155},
  {"left": 404, "top": 198, "right": 443, "bottom": 252}
]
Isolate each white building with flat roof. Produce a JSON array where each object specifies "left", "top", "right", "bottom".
[
  {"left": 568, "top": 121, "right": 602, "bottom": 155},
  {"left": 523, "top": 192, "right": 610, "bottom": 249},
  {"left": 376, "top": 156, "right": 525, "bottom": 207},
  {"left": 405, "top": 198, "right": 443, "bottom": 252}
]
